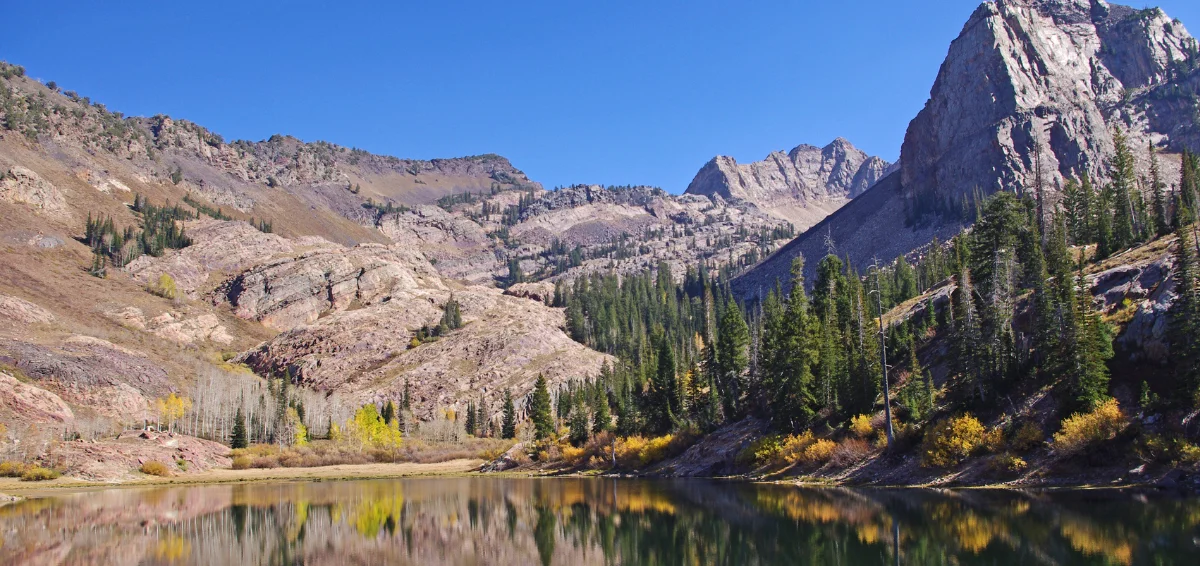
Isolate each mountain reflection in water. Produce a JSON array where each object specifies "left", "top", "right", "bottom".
[{"left": 1, "top": 478, "right": 1197, "bottom": 565}]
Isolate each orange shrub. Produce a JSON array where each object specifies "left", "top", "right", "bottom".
[{"left": 140, "top": 461, "right": 172, "bottom": 477}]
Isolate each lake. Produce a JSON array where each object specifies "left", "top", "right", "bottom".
[{"left": 0, "top": 478, "right": 1197, "bottom": 565}]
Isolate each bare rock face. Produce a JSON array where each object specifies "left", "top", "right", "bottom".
[
  {"left": 53, "top": 432, "right": 232, "bottom": 482},
  {"left": 238, "top": 287, "right": 613, "bottom": 418},
  {"left": 685, "top": 138, "right": 893, "bottom": 228},
  {"left": 147, "top": 312, "right": 234, "bottom": 345},
  {"left": 902, "top": 0, "right": 1197, "bottom": 215},
  {"left": 505, "top": 281, "right": 555, "bottom": 303},
  {"left": 0, "top": 338, "right": 170, "bottom": 422},
  {"left": 214, "top": 243, "right": 445, "bottom": 331},
  {"left": 0, "top": 294, "right": 55, "bottom": 325},
  {"left": 126, "top": 220, "right": 336, "bottom": 298},
  {"left": 376, "top": 206, "right": 499, "bottom": 285},
  {"left": 0, "top": 371, "right": 74, "bottom": 424},
  {"left": 737, "top": 0, "right": 1200, "bottom": 300},
  {"left": 1088, "top": 250, "right": 1177, "bottom": 363},
  {"left": 0, "top": 165, "right": 69, "bottom": 220}
]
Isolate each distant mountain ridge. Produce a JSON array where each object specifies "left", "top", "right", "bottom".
[{"left": 685, "top": 137, "right": 894, "bottom": 229}]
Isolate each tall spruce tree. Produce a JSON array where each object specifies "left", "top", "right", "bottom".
[
  {"left": 649, "top": 338, "right": 679, "bottom": 433},
  {"left": 501, "top": 389, "right": 517, "bottom": 439},
  {"left": 716, "top": 296, "right": 750, "bottom": 420},
  {"left": 1170, "top": 227, "right": 1200, "bottom": 406},
  {"left": 531, "top": 375, "right": 554, "bottom": 440},
  {"left": 1151, "top": 142, "right": 1170, "bottom": 236},
  {"left": 230, "top": 405, "right": 248, "bottom": 449},
  {"left": 1110, "top": 128, "right": 1137, "bottom": 251},
  {"left": 1069, "top": 267, "right": 1112, "bottom": 410}
]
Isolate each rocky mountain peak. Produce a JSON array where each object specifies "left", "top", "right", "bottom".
[
  {"left": 901, "top": 0, "right": 1197, "bottom": 220},
  {"left": 736, "top": 0, "right": 1200, "bottom": 300},
  {"left": 684, "top": 138, "right": 892, "bottom": 229}
]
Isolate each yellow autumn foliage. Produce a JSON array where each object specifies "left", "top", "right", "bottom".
[
  {"left": 921, "top": 413, "right": 985, "bottom": 468},
  {"left": 1053, "top": 398, "right": 1126, "bottom": 454}
]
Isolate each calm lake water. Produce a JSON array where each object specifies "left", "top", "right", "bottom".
[{"left": 0, "top": 478, "right": 1197, "bottom": 565}]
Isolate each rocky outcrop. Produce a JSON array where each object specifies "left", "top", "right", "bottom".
[
  {"left": 214, "top": 243, "right": 444, "bottom": 331},
  {"left": 0, "top": 371, "right": 74, "bottom": 424},
  {"left": 51, "top": 431, "right": 232, "bottom": 482},
  {"left": 0, "top": 338, "right": 169, "bottom": 422},
  {"left": 0, "top": 166, "right": 69, "bottom": 220},
  {"left": 1088, "top": 247, "right": 1177, "bottom": 364},
  {"left": 237, "top": 286, "right": 613, "bottom": 418},
  {"left": 685, "top": 138, "right": 893, "bottom": 228},
  {"left": 126, "top": 220, "right": 336, "bottom": 298},
  {"left": 0, "top": 294, "right": 55, "bottom": 325},
  {"left": 148, "top": 312, "right": 234, "bottom": 345},
  {"left": 376, "top": 206, "right": 499, "bottom": 285}
]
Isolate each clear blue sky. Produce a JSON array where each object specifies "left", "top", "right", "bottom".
[{"left": 4, "top": 1, "right": 1198, "bottom": 192}]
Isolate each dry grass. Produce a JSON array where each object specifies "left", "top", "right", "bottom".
[
  {"left": 0, "top": 460, "right": 483, "bottom": 492},
  {"left": 227, "top": 438, "right": 512, "bottom": 470},
  {"left": 830, "top": 439, "right": 873, "bottom": 467}
]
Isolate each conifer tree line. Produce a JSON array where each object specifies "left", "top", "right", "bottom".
[{"left": 536, "top": 132, "right": 1200, "bottom": 447}]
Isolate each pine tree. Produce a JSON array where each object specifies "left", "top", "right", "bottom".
[
  {"left": 1063, "top": 176, "right": 1093, "bottom": 244},
  {"left": 274, "top": 372, "right": 291, "bottom": 443},
  {"left": 476, "top": 401, "right": 487, "bottom": 437},
  {"left": 716, "top": 297, "right": 750, "bottom": 419},
  {"left": 465, "top": 401, "right": 476, "bottom": 436},
  {"left": 649, "top": 338, "right": 678, "bottom": 433},
  {"left": 591, "top": 387, "right": 611, "bottom": 433},
  {"left": 1151, "top": 142, "right": 1170, "bottom": 236},
  {"left": 1170, "top": 227, "right": 1200, "bottom": 406},
  {"left": 531, "top": 375, "right": 554, "bottom": 440},
  {"left": 568, "top": 397, "right": 589, "bottom": 446},
  {"left": 382, "top": 400, "right": 396, "bottom": 425},
  {"left": 502, "top": 389, "right": 517, "bottom": 439},
  {"left": 230, "top": 405, "right": 248, "bottom": 449},
  {"left": 402, "top": 380, "right": 412, "bottom": 412},
  {"left": 1110, "top": 128, "right": 1137, "bottom": 251},
  {"left": 1069, "top": 267, "right": 1112, "bottom": 410}
]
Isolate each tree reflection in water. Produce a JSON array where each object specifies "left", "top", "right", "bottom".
[{"left": 0, "top": 479, "right": 1198, "bottom": 565}]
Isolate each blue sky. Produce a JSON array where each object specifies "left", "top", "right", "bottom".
[{"left": 5, "top": 1, "right": 1199, "bottom": 192}]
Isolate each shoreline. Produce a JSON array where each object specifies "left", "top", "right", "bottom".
[
  {"left": 0, "top": 458, "right": 484, "bottom": 496},
  {"left": 0, "top": 460, "right": 1190, "bottom": 500}
]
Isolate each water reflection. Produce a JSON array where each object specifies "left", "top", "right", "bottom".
[{"left": 1, "top": 478, "right": 1198, "bottom": 565}]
